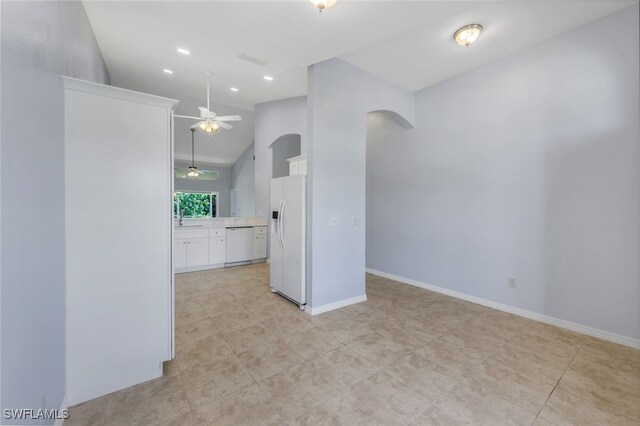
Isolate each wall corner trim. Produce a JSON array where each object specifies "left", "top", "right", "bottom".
[
  {"left": 54, "top": 397, "right": 68, "bottom": 426},
  {"left": 306, "top": 294, "right": 367, "bottom": 316},
  {"left": 365, "top": 268, "right": 640, "bottom": 350}
]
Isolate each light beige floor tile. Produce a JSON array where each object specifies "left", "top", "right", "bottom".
[
  {"left": 414, "top": 337, "right": 487, "bottom": 376},
  {"left": 180, "top": 355, "right": 255, "bottom": 407},
  {"left": 258, "top": 362, "right": 338, "bottom": 420},
  {"left": 412, "top": 378, "right": 536, "bottom": 426},
  {"left": 108, "top": 376, "right": 192, "bottom": 425},
  {"left": 176, "top": 334, "right": 234, "bottom": 371},
  {"left": 175, "top": 299, "right": 209, "bottom": 327},
  {"left": 175, "top": 318, "right": 219, "bottom": 349},
  {"left": 222, "top": 323, "right": 279, "bottom": 354},
  {"left": 347, "top": 332, "right": 417, "bottom": 367},
  {"left": 283, "top": 327, "right": 342, "bottom": 360},
  {"left": 307, "top": 346, "right": 378, "bottom": 392},
  {"left": 262, "top": 314, "right": 315, "bottom": 338},
  {"left": 293, "top": 394, "right": 373, "bottom": 426},
  {"left": 305, "top": 308, "right": 354, "bottom": 327},
  {"left": 468, "top": 359, "right": 555, "bottom": 414},
  {"left": 557, "top": 361, "right": 640, "bottom": 420},
  {"left": 238, "top": 340, "right": 305, "bottom": 381},
  {"left": 210, "top": 310, "right": 260, "bottom": 332},
  {"left": 317, "top": 318, "right": 377, "bottom": 344},
  {"left": 192, "top": 384, "right": 283, "bottom": 426},
  {"left": 384, "top": 351, "right": 461, "bottom": 403},
  {"left": 490, "top": 343, "right": 572, "bottom": 386},
  {"left": 539, "top": 389, "right": 636, "bottom": 426},
  {"left": 162, "top": 359, "right": 180, "bottom": 377},
  {"left": 342, "top": 369, "right": 431, "bottom": 425}
]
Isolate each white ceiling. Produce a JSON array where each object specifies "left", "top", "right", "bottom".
[{"left": 83, "top": 0, "right": 636, "bottom": 163}]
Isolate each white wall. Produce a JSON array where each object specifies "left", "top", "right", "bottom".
[
  {"left": 366, "top": 6, "right": 640, "bottom": 341},
  {"left": 307, "top": 58, "right": 414, "bottom": 309},
  {"left": 231, "top": 142, "right": 256, "bottom": 217},
  {"left": 1, "top": 1, "right": 109, "bottom": 421},
  {"left": 254, "top": 96, "right": 307, "bottom": 220}
]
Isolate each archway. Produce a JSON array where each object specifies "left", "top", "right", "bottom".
[{"left": 269, "top": 133, "right": 301, "bottom": 179}]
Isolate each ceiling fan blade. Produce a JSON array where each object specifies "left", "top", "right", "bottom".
[
  {"left": 191, "top": 121, "right": 206, "bottom": 129},
  {"left": 215, "top": 115, "right": 242, "bottom": 122},
  {"left": 217, "top": 121, "right": 232, "bottom": 130},
  {"left": 195, "top": 171, "right": 219, "bottom": 181},
  {"left": 174, "top": 115, "right": 202, "bottom": 120},
  {"left": 174, "top": 168, "right": 190, "bottom": 178}
]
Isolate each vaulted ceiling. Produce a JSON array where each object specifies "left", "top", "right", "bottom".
[{"left": 83, "top": 0, "right": 636, "bottom": 164}]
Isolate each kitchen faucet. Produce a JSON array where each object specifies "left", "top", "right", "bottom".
[{"left": 179, "top": 208, "right": 184, "bottom": 226}]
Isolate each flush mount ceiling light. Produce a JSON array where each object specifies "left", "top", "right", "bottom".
[
  {"left": 163, "top": 68, "right": 174, "bottom": 74},
  {"left": 177, "top": 47, "right": 190, "bottom": 55},
  {"left": 310, "top": 0, "right": 337, "bottom": 13},
  {"left": 454, "top": 24, "right": 484, "bottom": 47},
  {"left": 263, "top": 75, "right": 274, "bottom": 81}
]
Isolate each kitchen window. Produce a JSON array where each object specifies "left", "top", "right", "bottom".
[{"left": 173, "top": 191, "right": 218, "bottom": 218}]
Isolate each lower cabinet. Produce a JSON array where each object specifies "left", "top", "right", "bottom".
[
  {"left": 173, "top": 237, "right": 209, "bottom": 268},
  {"left": 209, "top": 236, "right": 226, "bottom": 265},
  {"left": 253, "top": 234, "right": 267, "bottom": 259},
  {"left": 186, "top": 238, "right": 209, "bottom": 267}
]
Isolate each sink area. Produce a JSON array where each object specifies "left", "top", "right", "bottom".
[{"left": 175, "top": 225, "right": 202, "bottom": 228}]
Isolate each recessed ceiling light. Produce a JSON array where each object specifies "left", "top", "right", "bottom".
[
  {"left": 263, "top": 75, "right": 274, "bottom": 81},
  {"left": 177, "top": 48, "right": 191, "bottom": 55},
  {"left": 230, "top": 87, "right": 239, "bottom": 92},
  {"left": 454, "top": 24, "right": 483, "bottom": 47},
  {"left": 163, "top": 69, "right": 174, "bottom": 74}
]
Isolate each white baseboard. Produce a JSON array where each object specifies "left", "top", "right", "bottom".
[
  {"left": 306, "top": 294, "right": 367, "bottom": 316},
  {"left": 366, "top": 268, "right": 640, "bottom": 350},
  {"left": 54, "top": 397, "right": 68, "bottom": 426}
]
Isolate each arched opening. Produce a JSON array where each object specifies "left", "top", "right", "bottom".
[{"left": 269, "top": 133, "right": 301, "bottom": 179}]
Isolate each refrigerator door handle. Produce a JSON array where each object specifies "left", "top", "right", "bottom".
[
  {"left": 278, "top": 199, "right": 284, "bottom": 247},
  {"left": 280, "top": 199, "right": 286, "bottom": 249}
]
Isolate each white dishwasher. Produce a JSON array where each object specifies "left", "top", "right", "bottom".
[{"left": 225, "top": 227, "right": 254, "bottom": 265}]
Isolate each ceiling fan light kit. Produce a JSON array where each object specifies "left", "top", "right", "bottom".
[{"left": 310, "top": 0, "right": 337, "bottom": 13}]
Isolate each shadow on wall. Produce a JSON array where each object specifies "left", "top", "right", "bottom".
[{"left": 270, "top": 133, "right": 301, "bottom": 179}]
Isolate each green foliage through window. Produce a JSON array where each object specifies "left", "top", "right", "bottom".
[{"left": 174, "top": 192, "right": 217, "bottom": 218}]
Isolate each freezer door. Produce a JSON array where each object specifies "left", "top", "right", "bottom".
[
  {"left": 270, "top": 177, "right": 284, "bottom": 293},
  {"left": 282, "top": 174, "right": 306, "bottom": 304}
]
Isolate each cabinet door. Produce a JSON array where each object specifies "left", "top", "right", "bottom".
[
  {"left": 253, "top": 235, "right": 267, "bottom": 259},
  {"left": 173, "top": 239, "right": 187, "bottom": 268},
  {"left": 209, "top": 237, "right": 226, "bottom": 265},
  {"left": 186, "top": 238, "right": 209, "bottom": 267}
]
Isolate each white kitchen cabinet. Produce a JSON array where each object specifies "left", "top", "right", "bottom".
[
  {"left": 209, "top": 236, "right": 226, "bottom": 265},
  {"left": 287, "top": 155, "right": 307, "bottom": 176},
  {"left": 173, "top": 239, "right": 187, "bottom": 269},
  {"left": 186, "top": 238, "right": 209, "bottom": 267},
  {"left": 253, "top": 226, "right": 268, "bottom": 260}
]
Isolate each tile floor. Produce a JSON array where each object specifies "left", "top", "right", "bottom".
[{"left": 67, "top": 263, "right": 640, "bottom": 425}]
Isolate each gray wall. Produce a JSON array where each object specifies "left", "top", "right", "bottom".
[
  {"left": 254, "top": 96, "right": 307, "bottom": 220},
  {"left": 231, "top": 142, "right": 256, "bottom": 217},
  {"left": 272, "top": 135, "right": 301, "bottom": 179},
  {"left": 307, "top": 58, "right": 415, "bottom": 308},
  {"left": 174, "top": 163, "right": 232, "bottom": 218},
  {"left": 1, "top": 1, "right": 110, "bottom": 422},
  {"left": 366, "top": 6, "right": 640, "bottom": 340}
]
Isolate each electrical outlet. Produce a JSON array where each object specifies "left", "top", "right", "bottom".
[
  {"left": 508, "top": 278, "right": 517, "bottom": 289},
  {"left": 352, "top": 216, "right": 360, "bottom": 226},
  {"left": 329, "top": 216, "right": 341, "bottom": 226}
]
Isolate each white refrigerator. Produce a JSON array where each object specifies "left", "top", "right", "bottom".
[{"left": 270, "top": 175, "right": 306, "bottom": 309}]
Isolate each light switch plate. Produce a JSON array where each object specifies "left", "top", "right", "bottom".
[{"left": 329, "top": 216, "right": 341, "bottom": 226}]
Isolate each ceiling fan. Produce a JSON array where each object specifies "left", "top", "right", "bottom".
[
  {"left": 174, "top": 73, "right": 242, "bottom": 133},
  {"left": 175, "top": 129, "right": 220, "bottom": 180}
]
